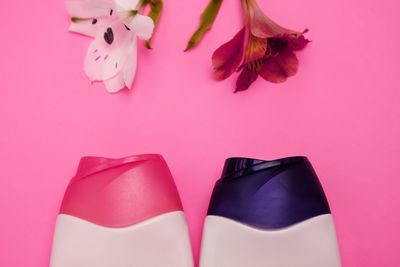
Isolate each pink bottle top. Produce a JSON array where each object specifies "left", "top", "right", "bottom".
[{"left": 59, "top": 154, "right": 183, "bottom": 228}]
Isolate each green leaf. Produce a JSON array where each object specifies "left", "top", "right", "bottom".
[
  {"left": 185, "top": 0, "right": 223, "bottom": 51},
  {"left": 145, "top": 0, "right": 163, "bottom": 49}
]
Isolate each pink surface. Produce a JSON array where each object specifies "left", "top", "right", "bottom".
[
  {"left": 0, "top": 0, "right": 399, "bottom": 266},
  {"left": 61, "top": 154, "right": 183, "bottom": 227}
]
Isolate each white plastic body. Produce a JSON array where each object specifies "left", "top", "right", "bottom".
[
  {"left": 50, "top": 211, "right": 194, "bottom": 267},
  {"left": 200, "top": 214, "right": 342, "bottom": 267}
]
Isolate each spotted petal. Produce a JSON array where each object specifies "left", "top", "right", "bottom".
[
  {"left": 68, "top": 16, "right": 116, "bottom": 37},
  {"left": 103, "top": 37, "right": 137, "bottom": 92},
  {"left": 243, "top": 33, "right": 267, "bottom": 64},
  {"left": 128, "top": 14, "right": 154, "bottom": 40},
  {"left": 236, "top": 65, "right": 259, "bottom": 92},
  {"left": 66, "top": 0, "right": 116, "bottom": 37},
  {"left": 84, "top": 22, "right": 134, "bottom": 81}
]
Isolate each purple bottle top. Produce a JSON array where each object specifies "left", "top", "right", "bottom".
[{"left": 207, "top": 156, "right": 331, "bottom": 229}]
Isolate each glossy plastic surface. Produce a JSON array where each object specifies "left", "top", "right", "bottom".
[
  {"left": 60, "top": 154, "right": 183, "bottom": 227},
  {"left": 208, "top": 156, "right": 331, "bottom": 229}
]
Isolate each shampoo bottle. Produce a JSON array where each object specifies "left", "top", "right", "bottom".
[
  {"left": 199, "top": 156, "right": 342, "bottom": 267},
  {"left": 50, "top": 154, "right": 194, "bottom": 267}
]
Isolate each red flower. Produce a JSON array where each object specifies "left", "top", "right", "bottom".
[
  {"left": 235, "top": 30, "right": 309, "bottom": 92},
  {"left": 189, "top": 0, "right": 310, "bottom": 92}
]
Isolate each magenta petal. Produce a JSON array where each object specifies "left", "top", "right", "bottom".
[
  {"left": 285, "top": 34, "right": 310, "bottom": 51},
  {"left": 249, "top": 0, "right": 300, "bottom": 39},
  {"left": 235, "top": 66, "right": 258, "bottom": 92},
  {"left": 259, "top": 48, "right": 299, "bottom": 83},
  {"left": 212, "top": 27, "right": 246, "bottom": 80}
]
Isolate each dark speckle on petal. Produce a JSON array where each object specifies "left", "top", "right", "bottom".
[
  {"left": 110, "top": 9, "right": 113, "bottom": 16},
  {"left": 235, "top": 65, "right": 258, "bottom": 92},
  {"left": 92, "top": 18, "right": 97, "bottom": 24},
  {"left": 104, "top": 27, "right": 114, "bottom": 45}
]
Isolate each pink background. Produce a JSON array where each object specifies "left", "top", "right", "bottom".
[{"left": 1, "top": 0, "right": 400, "bottom": 266}]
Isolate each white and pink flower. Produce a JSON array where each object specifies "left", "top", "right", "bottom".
[{"left": 66, "top": 0, "right": 154, "bottom": 93}]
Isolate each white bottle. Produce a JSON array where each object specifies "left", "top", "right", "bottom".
[
  {"left": 200, "top": 156, "right": 342, "bottom": 267},
  {"left": 50, "top": 154, "right": 194, "bottom": 267}
]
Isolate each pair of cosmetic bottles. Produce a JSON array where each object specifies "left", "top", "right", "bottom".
[{"left": 50, "top": 154, "right": 342, "bottom": 267}]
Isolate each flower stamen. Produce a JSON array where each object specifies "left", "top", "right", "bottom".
[
  {"left": 71, "top": 17, "right": 88, "bottom": 23},
  {"left": 130, "top": 10, "right": 138, "bottom": 17}
]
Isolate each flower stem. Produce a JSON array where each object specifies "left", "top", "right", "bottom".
[
  {"left": 240, "top": 0, "right": 251, "bottom": 26},
  {"left": 146, "top": 0, "right": 163, "bottom": 49}
]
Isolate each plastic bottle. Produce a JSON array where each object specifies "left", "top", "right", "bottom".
[
  {"left": 200, "top": 156, "right": 342, "bottom": 267},
  {"left": 50, "top": 154, "right": 194, "bottom": 267}
]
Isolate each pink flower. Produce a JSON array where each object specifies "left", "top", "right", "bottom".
[
  {"left": 66, "top": 0, "right": 155, "bottom": 93},
  {"left": 188, "top": 0, "right": 310, "bottom": 92}
]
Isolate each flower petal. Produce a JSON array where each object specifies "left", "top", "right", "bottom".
[
  {"left": 285, "top": 34, "right": 310, "bottom": 51},
  {"left": 249, "top": 0, "right": 300, "bottom": 39},
  {"left": 69, "top": 16, "right": 113, "bottom": 37},
  {"left": 212, "top": 27, "right": 246, "bottom": 80},
  {"left": 127, "top": 14, "right": 154, "bottom": 40},
  {"left": 68, "top": 19, "right": 100, "bottom": 37},
  {"left": 104, "top": 37, "right": 137, "bottom": 92},
  {"left": 104, "top": 72, "right": 126, "bottom": 93},
  {"left": 113, "top": 0, "right": 140, "bottom": 12},
  {"left": 243, "top": 33, "right": 267, "bottom": 64},
  {"left": 236, "top": 65, "right": 258, "bottom": 92},
  {"left": 259, "top": 48, "right": 298, "bottom": 83},
  {"left": 69, "top": 20, "right": 97, "bottom": 37},
  {"left": 84, "top": 22, "right": 134, "bottom": 81},
  {"left": 66, "top": 0, "right": 112, "bottom": 18},
  {"left": 123, "top": 37, "right": 138, "bottom": 89}
]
